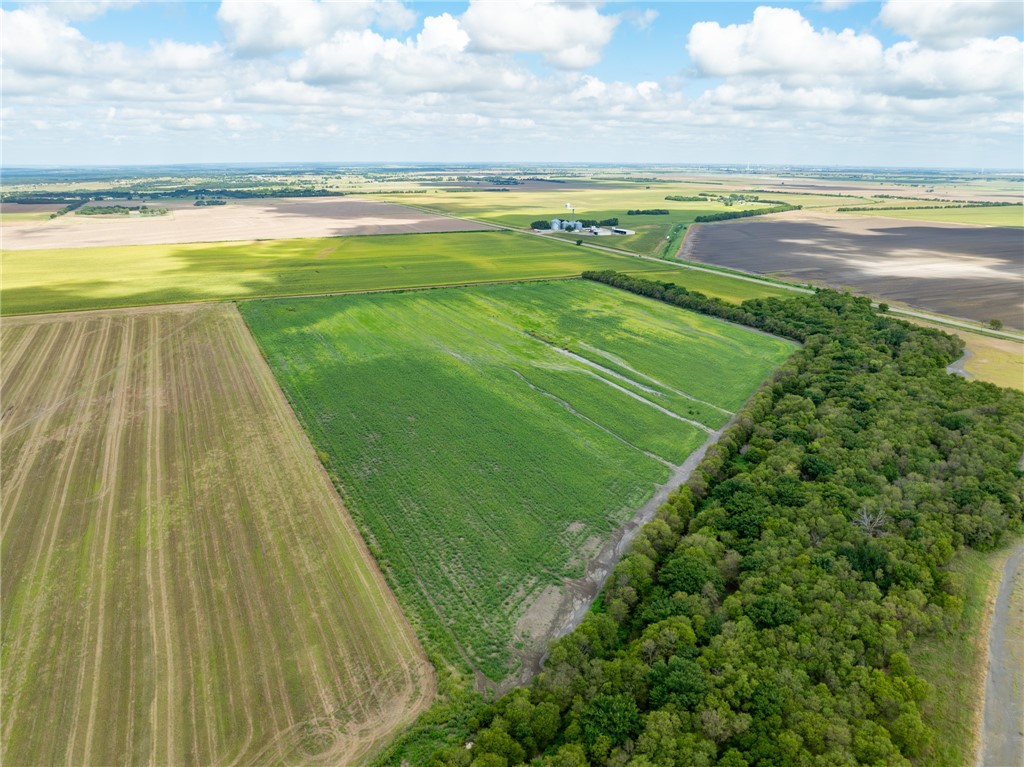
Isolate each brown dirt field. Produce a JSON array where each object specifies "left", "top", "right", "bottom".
[
  {"left": 682, "top": 212, "right": 1024, "bottom": 329},
  {"left": 0, "top": 303, "right": 434, "bottom": 767},
  {"left": 0, "top": 203, "right": 66, "bottom": 215},
  {"left": 1, "top": 196, "right": 492, "bottom": 250}
]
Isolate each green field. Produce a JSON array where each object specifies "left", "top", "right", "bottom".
[
  {"left": 908, "top": 543, "right": 1015, "bottom": 767},
  {"left": 0, "top": 230, "right": 700, "bottom": 316},
  {"left": 618, "top": 266, "right": 795, "bottom": 303},
  {"left": 380, "top": 187, "right": 778, "bottom": 255},
  {"left": 847, "top": 205, "right": 1024, "bottom": 227},
  {"left": 240, "top": 280, "right": 795, "bottom": 681}
]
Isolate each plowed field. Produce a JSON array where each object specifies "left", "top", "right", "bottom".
[{"left": 0, "top": 303, "right": 433, "bottom": 766}]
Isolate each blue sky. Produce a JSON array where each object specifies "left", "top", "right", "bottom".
[{"left": 2, "top": 1, "right": 1022, "bottom": 167}]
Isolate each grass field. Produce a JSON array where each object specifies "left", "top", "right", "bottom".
[
  {"left": 907, "top": 543, "right": 1017, "bottom": 767},
  {"left": 0, "top": 211, "right": 54, "bottom": 222},
  {"left": 847, "top": 205, "right": 1024, "bottom": 227},
  {"left": 1, "top": 229, "right": 691, "bottom": 316},
  {"left": 241, "top": 280, "right": 795, "bottom": 682},
  {"left": 617, "top": 266, "right": 795, "bottom": 303},
  {"left": 0, "top": 304, "right": 433, "bottom": 766},
  {"left": 908, "top": 319, "right": 1023, "bottom": 391},
  {"left": 379, "top": 187, "right": 777, "bottom": 255}
]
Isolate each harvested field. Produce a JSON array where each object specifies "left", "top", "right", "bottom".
[
  {"left": 241, "top": 280, "right": 795, "bottom": 684},
  {"left": 682, "top": 212, "right": 1024, "bottom": 329},
  {"left": 845, "top": 205, "right": 1024, "bottom": 228},
  {"left": 910, "top": 319, "right": 1024, "bottom": 391},
  {"left": 1, "top": 196, "right": 491, "bottom": 250},
  {"left": 0, "top": 303, "right": 433, "bottom": 767},
  {"left": 1, "top": 230, "right": 676, "bottom": 316}
]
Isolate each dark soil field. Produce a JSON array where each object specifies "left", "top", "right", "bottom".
[{"left": 682, "top": 213, "right": 1024, "bottom": 329}]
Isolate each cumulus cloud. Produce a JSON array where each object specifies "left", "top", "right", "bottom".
[
  {"left": 880, "top": 0, "right": 1024, "bottom": 48},
  {"left": 149, "top": 41, "right": 224, "bottom": 71},
  {"left": 0, "top": 6, "right": 128, "bottom": 76},
  {"left": 287, "top": 12, "right": 535, "bottom": 94},
  {"left": 688, "top": 7, "right": 882, "bottom": 78},
  {"left": 884, "top": 36, "right": 1023, "bottom": 96},
  {"left": 687, "top": 6, "right": 1023, "bottom": 99},
  {"left": 34, "top": 0, "right": 137, "bottom": 22},
  {"left": 460, "top": 0, "right": 619, "bottom": 68},
  {"left": 1, "top": 0, "right": 1020, "bottom": 167},
  {"left": 217, "top": 0, "right": 415, "bottom": 55}
]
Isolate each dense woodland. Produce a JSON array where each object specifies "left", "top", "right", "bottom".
[{"left": 418, "top": 273, "right": 1024, "bottom": 767}]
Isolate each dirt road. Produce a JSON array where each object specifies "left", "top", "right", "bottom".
[{"left": 979, "top": 540, "right": 1024, "bottom": 767}]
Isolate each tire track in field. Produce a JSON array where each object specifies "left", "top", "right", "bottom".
[
  {"left": 64, "top": 316, "right": 125, "bottom": 765},
  {"left": 2, "top": 318, "right": 114, "bottom": 758},
  {"left": 81, "top": 315, "right": 136, "bottom": 760},
  {"left": 0, "top": 321, "right": 82, "bottom": 540},
  {"left": 143, "top": 314, "right": 168, "bottom": 767},
  {"left": 2, "top": 304, "right": 434, "bottom": 766}
]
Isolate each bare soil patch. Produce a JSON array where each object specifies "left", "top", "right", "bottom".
[
  {"left": 682, "top": 212, "right": 1024, "bottom": 329},
  {"left": 0, "top": 303, "right": 433, "bottom": 766},
  {"left": 2, "top": 196, "right": 492, "bottom": 250}
]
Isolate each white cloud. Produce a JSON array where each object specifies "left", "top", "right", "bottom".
[
  {"left": 2, "top": 0, "right": 1020, "bottom": 168},
  {"left": 687, "top": 6, "right": 1022, "bottom": 99},
  {"left": 629, "top": 9, "right": 659, "bottom": 31},
  {"left": 217, "top": 0, "right": 414, "bottom": 55},
  {"left": 884, "top": 37, "right": 1023, "bottom": 95},
  {"left": 688, "top": 7, "right": 883, "bottom": 78},
  {"left": 0, "top": 6, "right": 132, "bottom": 77},
  {"left": 287, "top": 13, "right": 532, "bottom": 94},
  {"left": 880, "top": 0, "right": 1024, "bottom": 48},
  {"left": 815, "top": 0, "right": 858, "bottom": 10},
  {"left": 416, "top": 13, "right": 470, "bottom": 54},
  {"left": 32, "top": 0, "right": 137, "bottom": 22},
  {"left": 149, "top": 41, "right": 224, "bottom": 71},
  {"left": 460, "top": 0, "right": 619, "bottom": 69}
]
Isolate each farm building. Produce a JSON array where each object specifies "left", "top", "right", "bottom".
[{"left": 550, "top": 218, "right": 582, "bottom": 231}]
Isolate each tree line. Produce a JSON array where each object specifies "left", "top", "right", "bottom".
[
  {"left": 693, "top": 205, "right": 800, "bottom": 223},
  {"left": 411, "top": 271, "right": 1024, "bottom": 767}
]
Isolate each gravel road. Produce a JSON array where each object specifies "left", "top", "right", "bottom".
[{"left": 979, "top": 540, "right": 1024, "bottom": 767}]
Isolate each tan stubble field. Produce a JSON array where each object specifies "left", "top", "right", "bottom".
[{"left": 0, "top": 302, "right": 434, "bottom": 766}]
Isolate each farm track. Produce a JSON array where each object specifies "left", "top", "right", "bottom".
[{"left": 0, "top": 303, "right": 433, "bottom": 766}]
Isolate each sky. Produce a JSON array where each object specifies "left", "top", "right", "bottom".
[{"left": 2, "top": 0, "right": 1022, "bottom": 168}]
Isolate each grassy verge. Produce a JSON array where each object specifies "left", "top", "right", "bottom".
[{"left": 908, "top": 540, "right": 1020, "bottom": 766}]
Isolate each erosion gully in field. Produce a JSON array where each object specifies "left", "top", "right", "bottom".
[
  {"left": 241, "top": 280, "right": 796, "bottom": 688},
  {"left": 0, "top": 303, "right": 433, "bottom": 767}
]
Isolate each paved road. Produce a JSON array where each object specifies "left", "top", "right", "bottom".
[{"left": 979, "top": 540, "right": 1024, "bottom": 767}]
